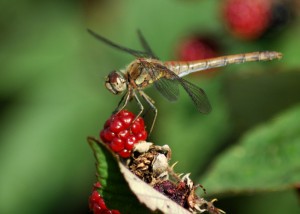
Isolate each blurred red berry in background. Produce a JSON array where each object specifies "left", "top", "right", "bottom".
[
  {"left": 177, "top": 36, "right": 219, "bottom": 61},
  {"left": 222, "top": 0, "right": 272, "bottom": 40},
  {"left": 176, "top": 35, "right": 220, "bottom": 76}
]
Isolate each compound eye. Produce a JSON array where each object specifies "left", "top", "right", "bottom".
[
  {"left": 105, "top": 77, "right": 117, "bottom": 94},
  {"left": 105, "top": 71, "right": 127, "bottom": 94},
  {"left": 108, "top": 71, "right": 121, "bottom": 84}
]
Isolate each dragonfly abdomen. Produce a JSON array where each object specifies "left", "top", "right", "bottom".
[{"left": 164, "top": 51, "right": 282, "bottom": 77}]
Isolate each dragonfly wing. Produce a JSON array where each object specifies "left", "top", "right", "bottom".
[
  {"left": 154, "top": 77, "right": 179, "bottom": 102},
  {"left": 144, "top": 62, "right": 179, "bottom": 102},
  {"left": 137, "top": 29, "right": 159, "bottom": 59},
  {"left": 142, "top": 61, "right": 210, "bottom": 112},
  {"left": 156, "top": 65, "right": 211, "bottom": 113},
  {"left": 88, "top": 29, "right": 152, "bottom": 58},
  {"left": 178, "top": 78, "right": 212, "bottom": 114}
]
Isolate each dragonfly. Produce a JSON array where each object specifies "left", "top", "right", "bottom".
[{"left": 88, "top": 29, "right": 282, "bottom": 134}]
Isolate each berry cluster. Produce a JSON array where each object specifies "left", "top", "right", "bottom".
[
  {"left": 89, "top": 182, "right": 120, "bottom": 214},
  {"left": 100, "top": 110, "right": 148, "bottom": 158}
]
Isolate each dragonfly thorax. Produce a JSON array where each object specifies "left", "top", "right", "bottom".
[
  {"left": 125, "top": 59, "right": 162, "bottom": 90},
  {"left": 105, "top": 71, "right": 127, "bottom": 94}
]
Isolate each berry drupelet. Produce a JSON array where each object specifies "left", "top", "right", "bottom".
[{"left": 100, "top": 110, "right": 148, "bottom": 158}]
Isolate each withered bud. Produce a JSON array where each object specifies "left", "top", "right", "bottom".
[{"left": 152, "top": 154, "right": 169, "bottom": 176}]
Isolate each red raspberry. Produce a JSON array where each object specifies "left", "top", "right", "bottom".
[
  {"left": 93, "top": 182, "right": 102, "bottom": 190},
  {"left": 101, "top": 129, "right": 116, "bottom": 143},
  {"left": 110, "top": 138, "right": 125, "bottom": 152},
  {"left": 135, "top": 130, "right": 147, "bottom": 141},
  {"left": 101, "top": 210, "right": 121, "bottom": 214},
  {"left": 89, "top": 182, "right": 121, "bottom": 214},
  {"left": 118, "top": 129, "right": 130, "bottom": 141},
  {"left": 89, "top": 190, "right": 107, "bottom": 211},
  {"left": 100, "top": 110, "right": 148, "bottom": 158},
  {"left": 124, "top": 135, "right": 136, "bottom": 150},
  {"left": 223, "top": 0, "right": 272, "bottom": 40},
  {"left": 118, "top": 149, "right": 131, "bottom": 159}
]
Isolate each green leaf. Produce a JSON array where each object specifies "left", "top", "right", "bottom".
[
  {"left": 88, "top": 137, "right": 190, "bottom": 214},
  {"left": 200, "top": 105, "right": 300, "bottom": 195},
  {"left": 88, "top": 137, "right": 150, "bottom": 213}
]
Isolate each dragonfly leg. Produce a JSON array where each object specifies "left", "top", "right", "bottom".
[
  {"left": 132, "top": 91, "right": 144, "bottom": 120},
  {"left": 138, "top": 90, "right": 157, "bottom": 136},
  {"left": 113, "top": 89, "right": 132, "bottom": 114}
]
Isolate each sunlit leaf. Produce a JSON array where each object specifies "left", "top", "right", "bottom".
[{"left": 200, "top": 105, "right": 300, "bottom": 195}]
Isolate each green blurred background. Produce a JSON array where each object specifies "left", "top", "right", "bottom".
[{"left": 1, "top": 0, "right": 300, "bottom": 213}]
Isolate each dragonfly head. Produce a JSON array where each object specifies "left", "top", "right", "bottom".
[{"left": 105, "top": 70, "right": 127, "bottom": 95}]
